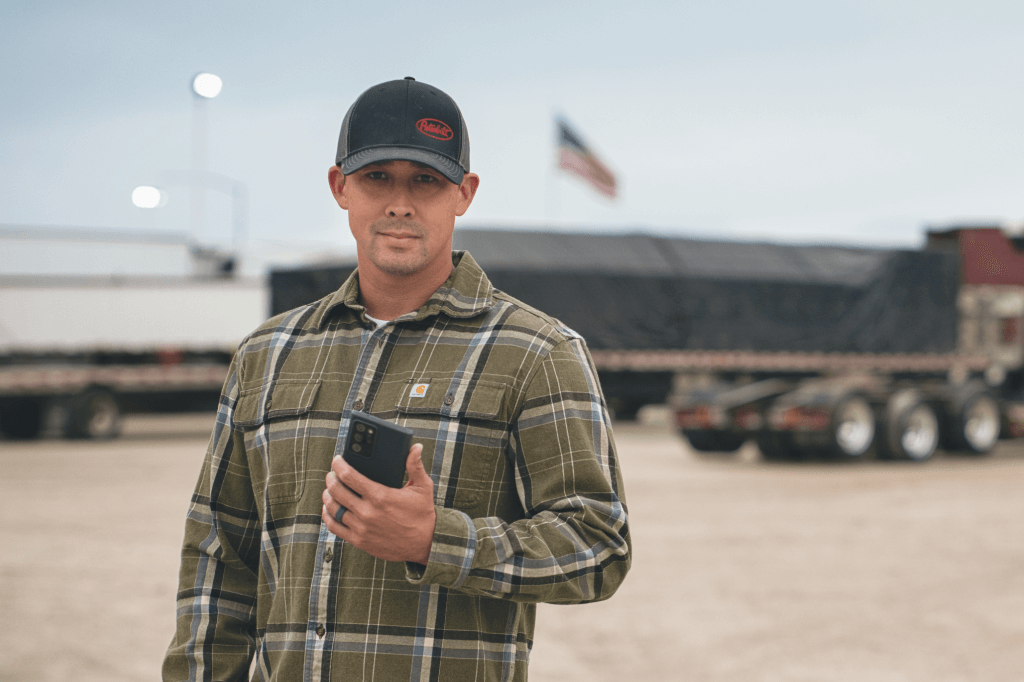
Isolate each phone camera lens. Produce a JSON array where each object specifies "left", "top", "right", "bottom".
[
  {"left": 351, "top": 443, "right": 362, "bottom": 453},
  {"left": 355, "top": 423, "right": 366, "bottom": 432},
  {"left": 354, "top": 433, "right": 364, "bottom": 443}
]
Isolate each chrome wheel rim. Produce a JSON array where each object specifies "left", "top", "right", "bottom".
[
  {"left": 86, "top": 396, "right": 118, "bottom": 437},
  {"left": 901, "top": 404, "right": 938, "bottom": 460},
  {"left": 963, "top": 396, "right": 999, "bottom": 452},
  {"left": 835, "top": 398, "right": 875, "bottom": 456}
]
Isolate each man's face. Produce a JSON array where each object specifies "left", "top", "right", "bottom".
[{"left": 329, "top": 160, "right": 479, "bottom": 280}]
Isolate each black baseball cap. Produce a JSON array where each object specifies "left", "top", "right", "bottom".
[{"left": 336, "top": 77, "right": 470, "bottom": 184}]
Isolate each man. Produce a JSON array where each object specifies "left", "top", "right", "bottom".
[{"left": 164, "top": 77, "right": 630, "bottom": 682}]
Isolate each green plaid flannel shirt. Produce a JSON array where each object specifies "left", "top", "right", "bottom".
[{"left": 163, "top": 251, "right": 630, "bottom": 682}]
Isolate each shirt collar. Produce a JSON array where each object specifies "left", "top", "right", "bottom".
[{"left": 312, "top": 250, "right": 495, "bottom": 330}]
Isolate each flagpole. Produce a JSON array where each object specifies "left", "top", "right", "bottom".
[
  {"left": 546, "top": 115, "right": 560, "bottom": 225},
  {"left": 546, "top": 163, "right": 560, "bottom": 225}
]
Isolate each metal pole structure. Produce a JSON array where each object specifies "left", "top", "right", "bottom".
[
  {"left": 191, "top": 93, "right": 208, "bottom": 239},
  {"left": 133, "top": 75, "right": 242, "bottom": 270},
  {"left": 157, "top": 169, "right": 248, "bottom": 266},
  {"left": 546, "top": 114, "right": 561, "bottom": 224},
  {"left": 190, "top": 73, "right": 222, "bottom": 241},
  {"left": 231, "top": 181, "right": 248, "bottom": 253}
]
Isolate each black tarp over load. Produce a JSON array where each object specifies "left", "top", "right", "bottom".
[{"left": 270, "top": 229, "right": 960, "bottom": 355}]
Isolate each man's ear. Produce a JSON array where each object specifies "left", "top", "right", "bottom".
[
  {"left": 328, "top": 166, "right": 349, "bottom": 210},
  {"left": 455, "top": 173, "right": 480, "bottom": 217}
]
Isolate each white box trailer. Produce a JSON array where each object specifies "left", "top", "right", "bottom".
[
  {"left": 0, "top": 277, "right": 266, "bottom": 352},
  {"left": 0, "top": 227, "right": 268, "bottom": 439}
]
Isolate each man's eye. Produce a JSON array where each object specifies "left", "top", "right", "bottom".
[
  {"left": 416, "top": 174, "right": 438, "bottom": 183},
  {"left": 365, "top": 171, "right": 387, "bottom": 180}
]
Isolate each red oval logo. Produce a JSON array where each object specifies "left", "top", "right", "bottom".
[{"left": 416, "top": 118, "right": 453, "bottom": 141}]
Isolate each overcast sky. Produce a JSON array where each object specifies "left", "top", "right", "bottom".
[{"left": 3, "top": 0, "right": 1024, "bottom": 272}]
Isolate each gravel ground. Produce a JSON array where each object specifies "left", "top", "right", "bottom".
[{"left": 1, "top": 413, "right": 1022, "bottom": 682}]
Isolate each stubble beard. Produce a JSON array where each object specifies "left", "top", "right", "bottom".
[{"left": 366, "top": 218, "right": 431, "bottom": 277}]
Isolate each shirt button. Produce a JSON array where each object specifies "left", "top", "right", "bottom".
[
  {"left": 265, "top": 397, "right": 273, "bottom": 409},
  {"left": 316, "top": 624, "right": 326, "bottom": 638},
  {"left": 353, "top": 399, "right": 364, "bottom": 411},
  {"left": 444, "top": 394, "right": 454, "bottom": 406},
  {"left": 324, "top": 549, "right": 333, "bottom": 563}
]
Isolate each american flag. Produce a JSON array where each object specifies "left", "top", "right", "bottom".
[{"left": 556, "top": 117, "right": 617, "bottom": 199}]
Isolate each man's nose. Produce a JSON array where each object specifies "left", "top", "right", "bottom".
[{"left": 386, "top": 189, "right": 414, "bottom": 218}]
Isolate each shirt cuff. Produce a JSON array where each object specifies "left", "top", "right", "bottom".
[{"left": 405, "top": 506, "right": 477, "bottom": 588}]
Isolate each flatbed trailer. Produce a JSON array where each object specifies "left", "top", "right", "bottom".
[
  {"left": 267, "top": 225, "right": 1024, "bottom": 462},
  {"left": 589, "top": 347, "right": 1014, "bottom": 461},
  {"left": 590, "top": 349, "right": 990, "bottom": 374},
  {"left": 0, "top": 358, "right": 232, "bottom": 439}
]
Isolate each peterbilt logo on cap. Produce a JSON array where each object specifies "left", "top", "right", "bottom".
[{"left": 416, "top": 118, "right": 453, "bottom": 141}]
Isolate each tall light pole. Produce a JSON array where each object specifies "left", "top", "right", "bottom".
[
  {"left": 191, "top": 73, "right": 222, "bottom": 240},
  {"left": 132, "top": 72, "right": 248, "bottom": 268}
]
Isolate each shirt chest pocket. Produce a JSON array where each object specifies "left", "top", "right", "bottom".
[
  {"left": 233, "top": 379, "right": 322, "bottom": 504},
  {"left": 394, "top": 378, "right": 510, "bottom": 510}
]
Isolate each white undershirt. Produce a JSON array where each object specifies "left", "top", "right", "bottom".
[{"left": 365, "top": 314, "right": 389, "bottom": 328}]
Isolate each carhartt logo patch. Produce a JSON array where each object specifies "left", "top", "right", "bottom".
[{"left": 410, "top": 383, "right": 429, "bottom": 398}]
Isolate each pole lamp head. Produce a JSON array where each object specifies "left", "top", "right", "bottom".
[
  {"left": 191, "top": 73, "right": 222, "bottom": 99},
  {"left": 131, "top": 186, "right": 167, "bottom": 208}
]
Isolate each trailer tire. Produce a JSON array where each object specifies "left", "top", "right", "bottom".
[
  {"left": 683, "top": 430, "right": 747, "bottom": 453},
  {"left": 66, "top": 389, "right": 122, "bottom": 440},
  {"left": 879, "top": 392, "right": 938, "bottom": 462},
  {"left": 0, "top": 400, "right": 44, "bottom": 440},
  {"left": 606, "top": 397, "right": 647, "bottom": 422},
  {"left": 756, "top": 432, "right": 800, "bottom": 461},
  {"left": 942, "top": 387, "right": 1000, "bottom": 455},
  {"left": 826, "top": 396, "right": 875, "bottom": 459}
]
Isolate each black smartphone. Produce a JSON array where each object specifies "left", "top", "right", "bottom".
[{"left": 342, "top": 411, "right": 413, "bottom": 489}]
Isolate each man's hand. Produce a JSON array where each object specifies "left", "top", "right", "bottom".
[{"left": 321, "top": 443, "right": 436, "bottom": 565}]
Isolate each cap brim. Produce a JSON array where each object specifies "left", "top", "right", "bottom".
[{"left": 339, "top": 147, "right": 465, "bottom": 184}]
